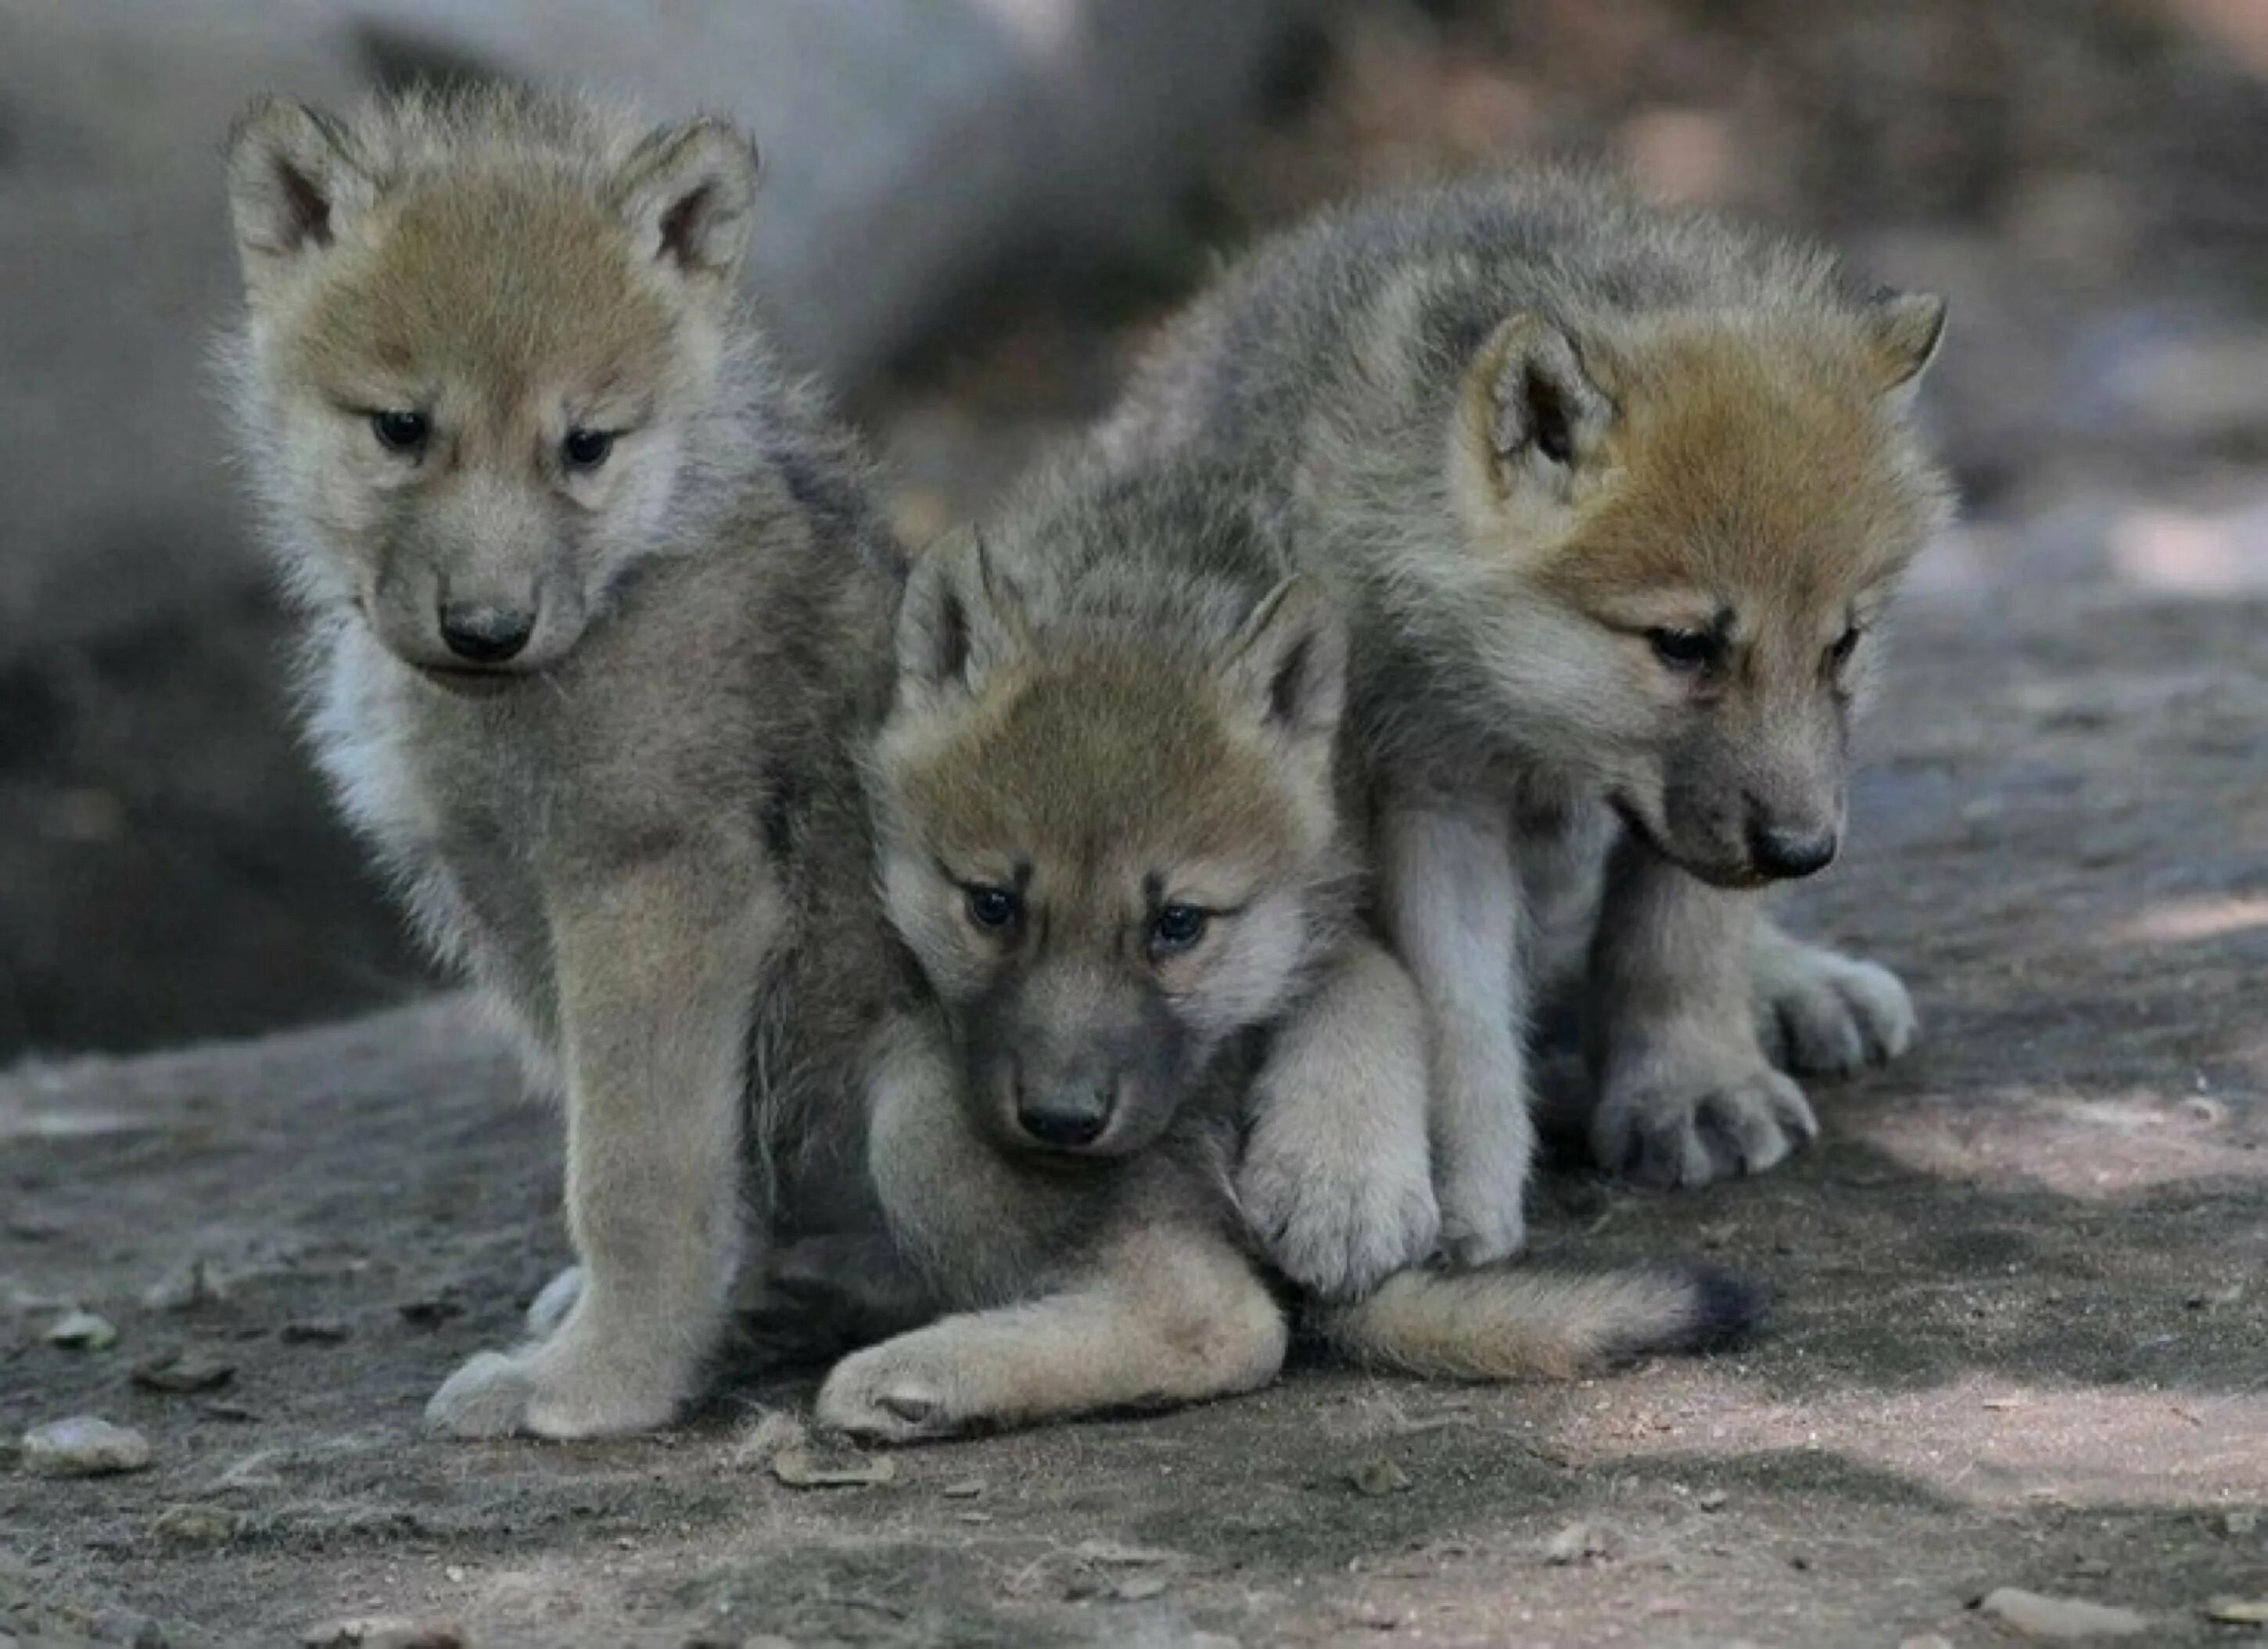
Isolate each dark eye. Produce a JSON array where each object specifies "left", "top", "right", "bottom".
[
  {"left": 965, "top": 885, "right": 1020, "bottom": 932},
  {"left": 371, "top": 410, "right": 430, "bottom": 453},
  {"left": 1646, "top": 627, "right": 1717, "bottom": 672},
  {"left": 562, "top": 428, "right": 615, "bottom": 471},
  {"left": 1148, "top": 903, "right": 1209, "bottom": 957},
  {"left": 1829, "top": 624, "right": 1863, "bottom": 666}
]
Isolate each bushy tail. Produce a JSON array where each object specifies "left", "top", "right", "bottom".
[{"left": 1313, "top": 1262, "right": 1764, "bottom": 1381}]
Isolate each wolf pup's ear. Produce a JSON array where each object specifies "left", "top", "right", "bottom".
[
  {"left": 225, "top": 98, "right": 374, "bottom": 300},
  {"left": 895, "top": 529, "right": 1028, "bottom": 708},
  {"left": 1463, "top": 313, "right": 1613, "bottom": 500},
  {"left": 615, "top": 118, "right": 760, "bottom": 293},
  {"left": 1865, "top": 291, "right": 1947, "bottom": 409},
  {"left": 1224, "top": 576, "right": 1346, "bottom": 744}
]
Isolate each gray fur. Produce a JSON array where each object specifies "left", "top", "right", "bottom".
[
  {"left": 220, "top": 86, "right": 905, "bottom": 1436},
  {"left": 1101, "top": 170, "right": 1948, "bottom": 1241}
]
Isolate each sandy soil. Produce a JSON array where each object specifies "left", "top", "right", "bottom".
[{"left": 4, "top": 489, "right": 2266, "bottom": 1647}]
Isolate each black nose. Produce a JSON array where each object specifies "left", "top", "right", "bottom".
[
  {"left": 1749, "top": 823, "right": 1839, "bottom": 880},
  {"left": 1015, "top": 1081, "right": 1114, "bottom": 1149},
  {"left": 438, "top": 602, "right": 535, "bottom": 663}
]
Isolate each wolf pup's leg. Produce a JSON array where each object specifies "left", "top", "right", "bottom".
[
  {"left": 1585, "top": 833, "right": 1816, "bottom": 1188},
  {"left": 1750, "top": 916, "right": 1917, "bottom": 1077},
  {"left": 1379, "top": 800, "right": 1533, "bottom": 1264},
  {"left": 1238, "top": 933, "right": 1439, "bottom": 1300},
  {"left": 815, "top": 1220, "right": 1288, "bottom": 1441},
  {"left": 427, "top": 860, "right": 776, "bottom": 1438}
]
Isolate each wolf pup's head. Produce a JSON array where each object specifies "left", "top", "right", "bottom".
[
  {"left": 221, "top": 90, "right": 759, "bottom": 685},
  {"left": 871, "top": 529, "right": 1350, "bottom": 1160},
  {"left": 1437, "top": 289, "right": 1950, "bottom": 887}
]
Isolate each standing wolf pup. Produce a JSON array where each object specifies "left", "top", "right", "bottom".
[
  {"left": 1105, "top": 172, "right": 1951, "bottom": 1262},
  {"left": 814, "top": 459, "right": 1757, "bottom": 1441},
  {"left": 221, "top": 88, "right": 903, "bottom": 1437}
]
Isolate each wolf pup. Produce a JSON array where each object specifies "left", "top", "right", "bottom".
[
  {"left": 1103, "top": 171, "right": 1952, "bottom": 1262},
  {"left": 813, "top": 462, "right": 1757, "bottom": 1441},
  {"left": 220, "top": 88, "right": 903, "bottom": 1437}
]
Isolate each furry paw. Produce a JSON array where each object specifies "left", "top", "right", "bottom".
[
  {"left": 1238, "top": 1124, "right": 1440, "bottom": 1301},
  {"left": 1754, "top": 942, "right": 1917, "bottom": 1077},
  {"left": 815, "top": 1343, "right": 965, "bottom": 1443},
  {"left": 1592, "top": 1058, "right": 1818, "bottom": 1189},
  {"left": 424, "top": 1328, "right": 685, "bottom": 1439},
  {"left": 1434, "top": 1156, "right": 1529, "bottom": 1267}
]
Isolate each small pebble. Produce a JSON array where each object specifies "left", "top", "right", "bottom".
[
  {"left": 1114, "top": 1576, "right": 1169, "bottom": 1602},
  {"left": 941, "top": 1477, "right": 986, "bottom": 1499},
  {"left": 1544, "top": 1521, "right": 1614, "bottom": 1565},
  {"left": 1347, "top": 1459, "right": 1412, "bottom": 1497},
  {"left": 131, "top": 1349, "right": 235, "bottom": 1393},
  {"left": 2227, "top": 1509, "right": 2259, "bottom": 1536},
  {"left": 1978, "top": 1586, "right": 2151, "bottom": 1639},
  {"left": 21, "top": 1416, "right": 153, "bottom": 1477},
  {"left": 769, "top": 1446, "right": 895, "bottom": 1489},
  {"left": 2203, "top": 1597, "right": 2268, "bottom": 1626},
  {"left": 45, "top": 1308, "right": 118, "bottom": 1351},
  {"left": 1698, "top": 1489, "right": 1729, "bottom": 1512},
  {"left": 152, "top": 1503, "right": 242, "bottom": 1545},
  {"left": 143, "top": 1258, "right": 225, "bottom": 1312}
]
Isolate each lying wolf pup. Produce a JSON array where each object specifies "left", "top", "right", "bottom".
[{"left": 815, "top": 460, "right": 1758, "bottom": 1440}]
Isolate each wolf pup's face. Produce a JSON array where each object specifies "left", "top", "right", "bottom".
[
  {"left": 224, "top": 98, "right": 758, "bottom": 684},
  {"left": 872, "top": 537, "right": 1348, "bottom": 1160},
  {"left": 1442, "top": 298, "right": 1952, "bottom": 887}
]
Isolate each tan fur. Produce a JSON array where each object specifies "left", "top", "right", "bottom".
[
  {"left": 1102, "top": 170, "right": 1950, "bottom": 1235},
  {"left": 816, "top": 462, "right": 1757, "bottom": 1441},
  {"left": 220, "top": 88, "right": 903, "bottom": 1438}
]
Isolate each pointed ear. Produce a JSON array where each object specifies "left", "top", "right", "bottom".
[
  {"left": 1461, "top": 313, "right": 1613, "bottom": 499},
  {"left": 1222, "top": 576, "right": 1345, "bottom": 744},
  {"left": 614, "top": 117, "right": 759, "bottom": 292},
  {"left": 1866, "top": 291, "right": 1947, "bottom": 409},
  {"left": 225, "top": 98, "right": 374, "bottom": 300},
  {"left": 895, "top": 529, "right": 1028, "bottom": 708}
]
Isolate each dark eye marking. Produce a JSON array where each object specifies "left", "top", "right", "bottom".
[
  {"left": 964, "top": 884, "right": 1021, "bottom": 932},
  {"left": 1646, "top": 627, "right": 1719, "bottom": 672},
  {"left": 1829, "top": 622, "right": 1864, "bottom": 666},
  {"left": 562, "top": 428, "right": 616, "bottom": 471},
  {"left": 1147, "top": 902, "right": 1209, "bottom": 959},
  {"left": 371, "top": 409, "right": 430, "bottom": 453}
]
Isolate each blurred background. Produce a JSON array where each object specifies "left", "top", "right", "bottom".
[{"left": 4, "top": 0, "right": 2266, "bottom": 1063}]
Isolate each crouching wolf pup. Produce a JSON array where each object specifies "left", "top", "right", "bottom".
[
  {"left": 813, "top": 462, "right": 1758, "bottom": 1441},
  {"left": 220, "top": 89, "right": 903, "bottom": 1437},
  {"left": 1103, "top": 172, "right": 1954, "bottom": 1261}
]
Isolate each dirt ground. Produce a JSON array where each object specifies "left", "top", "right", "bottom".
[
  {"left": 5, "top": 492, "right": 2267, "bottom": 1646},
  {"left": 7, "top": 4, "right": 2268, "bottom": 1645}
]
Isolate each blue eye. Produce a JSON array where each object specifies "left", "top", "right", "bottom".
[
  {"left": 1149, "top": 903, "right": 1208, "bottom": 957},
  {"left": 371, "top": 410, "right": 430, "bottom": 453},
  {"left": 965, "top": 885, "right": 1020, "bottom": 931}
]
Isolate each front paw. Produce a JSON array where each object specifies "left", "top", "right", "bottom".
[
  {"left": 424, "top": 1322, "right": 687, "bottom": 1439},
  {"left": 1592, "top": 1055, "right": 1817, "bottom": 1189},
  {"left": 1754, "top": 944, "right": 1917, "bottom": 1077},
  {"left": 1239, "top": 1126, "right": 1439, "bottom": 1301},
  {"left": 816, "top": 1341, "right": 964, "bottom": 1443},
  {"left": 1434, "top": 1156, "right": 1529, "bottom": 1268}
]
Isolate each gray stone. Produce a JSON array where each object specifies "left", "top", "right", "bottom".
[{"left": 20, "top": 1416, "right": 153, "bottom": 1477}]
